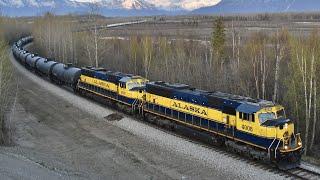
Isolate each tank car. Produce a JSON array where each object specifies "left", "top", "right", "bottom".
[
  {"left": 35, "top": 58, "right": 58, "bottom": 77},
  {"left": 19, "top": 36, "right": 33, "bottom": 46},
  {"left": 16, "top": 41, "right": 22, "bottom": 48},
  {"left": 16, "top": 49, "right": 24, "bottom": 62},
  {"left": 51, "top": 63, "right": 81, "bottom": 90},
  {"left": 25, "top": 54, "right": 41, "bottom": 70},
  {"left": 18, "top": 51, "right": 31, "bottom": 65},
  {"left": 17, "top": 50, "right": 25, "bottom": 62}
]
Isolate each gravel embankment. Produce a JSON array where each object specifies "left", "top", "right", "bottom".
[
  {"left": 0, "top": 146, "right": 88, "bottom": 180},
  {"left": 6, "top": 48, "right": 286, "bottom": 180}
]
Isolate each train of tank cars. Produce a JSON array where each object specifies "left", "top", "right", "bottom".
[{"left": 12, "top": 36, "right": 303, "bottom": 170}]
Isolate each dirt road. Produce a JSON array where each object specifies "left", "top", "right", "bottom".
[{"left": 0, "top": 50, "right": 286, "bottom": 180}]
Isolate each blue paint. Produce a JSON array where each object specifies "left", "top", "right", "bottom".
[{"left": 146, "top": 103, "right": 277, "bottom": 149}]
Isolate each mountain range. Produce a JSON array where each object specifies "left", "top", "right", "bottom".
[
  {"left": 1, "top": 0, "right": 320, "bottom": 17},
  {"left": 0, "top": 0, "right": 183, "bottom": 16},
  {"left": 193, "top": 0, "right": 320, "bottom": 15}
]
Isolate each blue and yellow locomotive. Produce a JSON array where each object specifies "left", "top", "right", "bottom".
[
  {"left": 12, "top": 36, "right": 303, "bottom": 170},
  {"left": 144, "top": 81, "right": 303, "bottom": 169},
  {"left": 77, "top": 67, "right": 147, "bottom": 112},
  {"left": 74, "top": 67, "right": 303, "bottom": 169}
]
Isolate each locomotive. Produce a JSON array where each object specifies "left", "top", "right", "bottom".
[{"left": 12, "top": 36, "right": 303, "bottom": 170}]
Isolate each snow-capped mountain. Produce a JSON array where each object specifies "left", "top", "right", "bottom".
[
  {"left": 192, "top": 0, "right": 320, "bottom": 14},
  {"left": 1, "top": 0, "right": 320, "bottom": 17},
  {"left": 68, "top": 0, "right": 221, "bottom": 10},
  {"left": 0, "top": 0, "right": 56, "bottom": 7},
  {"left": 0, "top": 0, "right": 164, "bottom": 16},
  {"left": 0, "top": 0, "right": 220, "bottom": 14},
  {"left": 0, "top": 0, "right": 155, "bottom": 9},
  {"left": 110, "top": 0, "right": 156, "bottom": 10}
]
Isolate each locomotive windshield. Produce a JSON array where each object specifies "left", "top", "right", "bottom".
[
  {"left": 259, "top": 112, "right": 276, "bottom": 124},
  {"left": 127, "top": 82, "right": 146, "bottom": 90}
]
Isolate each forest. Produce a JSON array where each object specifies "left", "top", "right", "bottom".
[{"left": 0, "top": 13, "right": 319, "bottom": 159}]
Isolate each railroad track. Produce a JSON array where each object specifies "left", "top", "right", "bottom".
[{"left": 285, "top": 167, "right": 320, "bottom": 180}]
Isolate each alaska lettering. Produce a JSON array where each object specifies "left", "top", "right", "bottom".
[{"left": 172, "top": 102, "right": 208, "bottom": 116}]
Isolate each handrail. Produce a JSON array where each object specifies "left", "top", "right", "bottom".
[
  {"left": 268, "top": 138, "right": 276, "bottom": 160},
  {"left": 132, "top": 99, "right": 138, "bottom": 112},
  {"left": 139, "top": 101, "right": 144, "bottom": 115},
  {"left": 275, "top": 140, "right": 281, "bottom": 159}
]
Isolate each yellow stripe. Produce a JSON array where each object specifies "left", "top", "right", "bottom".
[
  {"left": 80, "top": 75, "right": 118, "bottom": 92},
  {"left": 146, "top": 100, "right": 277, "bottom": 140},
  {"left": 78, "top": 86, "right": 131, "bottom": 106},
  {"left": 144, "top": 109, "right": 267, "bottom": 150}
]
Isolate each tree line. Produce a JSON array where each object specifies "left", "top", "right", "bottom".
[{"left": 26, "top": 14, "right": 320, "bottom": 156}]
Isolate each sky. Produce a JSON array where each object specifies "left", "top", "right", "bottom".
[{"left": 72, "top": 0, "right": 222, "bottom": 10}]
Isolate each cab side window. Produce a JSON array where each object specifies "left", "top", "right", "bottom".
[
  {"left": 239, "top": 112, "right": 255, "bottom": 122},
  {"left": 243, "top": 113, "right": 248, "bottom": 120},
  {"left": 249, "top": 114, "right": 255, "bottom": 122},
  {"left": 119, "top": 83, "right": 126, "bottom": 89}
]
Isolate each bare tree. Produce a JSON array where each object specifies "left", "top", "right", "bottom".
[
  {"left": 130, "top": 36, "right": 139, "bottom": 74},
  {"left": 142, "top": 36, "right": 153, "bottom": 78},
  {"left": 246, "top": 32, "right": 269, "bottom": 99},
  {"left": 310, "top": 80, "right": 317, "bottom": 150},
  {"left": 237, "top": 32, "right": 241, "bottom": 68},
  {"left": 88, "top": 2, "right": 101, "bottom": 67},
  {"left": 273, "top": 29, "right": 288, "bottom": 102},
  {"left": 291, "top": 31, "right": 318, "bottom": 155},
  {"left": 159, "top": 37, "right": 171, "bottom": 81}
]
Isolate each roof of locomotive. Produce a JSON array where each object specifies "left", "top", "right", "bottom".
[
  {"left": 146, "top": 81, "right": 276, "bottom": 113},
  {"left": 81, "top": 67, "right": 144, "bottom": 84}
]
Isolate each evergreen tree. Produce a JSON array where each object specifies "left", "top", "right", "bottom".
[{"left": 211, "top": 17, "right": 226, "bottom": 66}]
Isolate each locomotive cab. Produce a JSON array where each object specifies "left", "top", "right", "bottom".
[
  {"left": 256, "top": 106, "right": 303, "bottom": 169},
  {"left": 118, "top": 76, "right": 148, "bottom": 100},
  {"left": 235, "top": 101, "right": 303, "bottom": 169},
  {"left": 257, "top": 106, "right": 302, "bottom": 152}
]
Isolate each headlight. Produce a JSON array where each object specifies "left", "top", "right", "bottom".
[
  {"left": 284, "top": 145, "right": 289, "bottom": 150},
  {"left": 298, "top": 142, "right": 302, "bottom": 146},
  {"left": 284, "top": 123, "right": 288, "bottom": 129}
]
